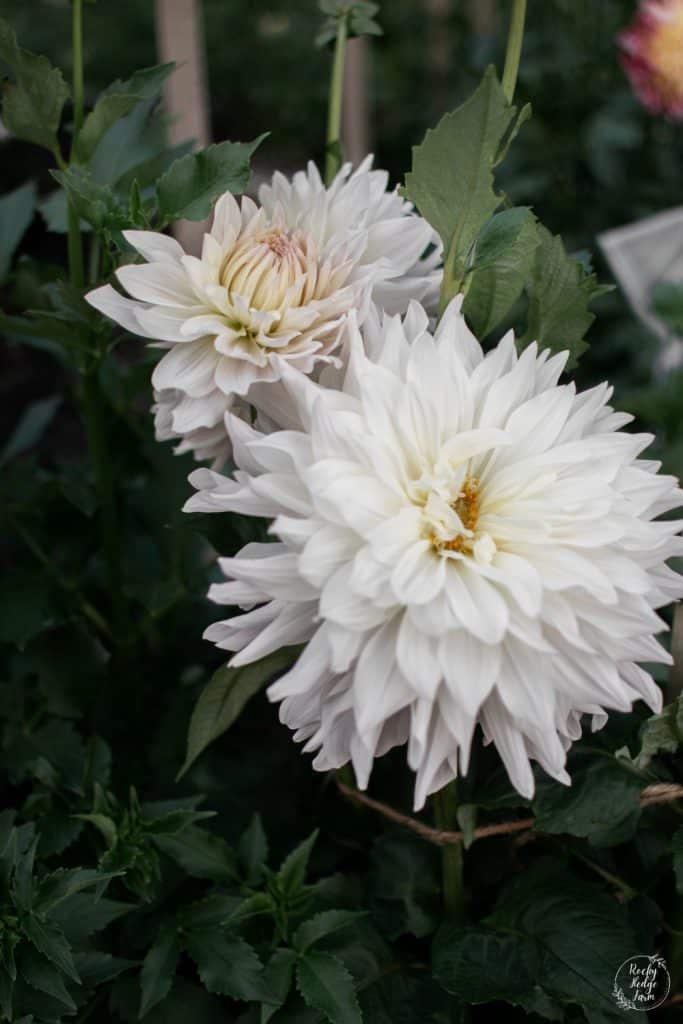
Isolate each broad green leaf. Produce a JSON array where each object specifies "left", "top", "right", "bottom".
[
  {"left": 178, "top": 648, "right": 298, "bottom": 778},
  {"left": 519, "top": 226, "right": 604, "bottom": 367},
  {"left": 51, "top": 894, "right": 133, "bottom": 945},
  {"left": 632, "top": 694, "right": 683, "bottom": 770},
  {"left": 11, "top": 837, "right": 37, "bottom": 912},
  {"left": 50, "top": 166, "right": 128, "bottom": 233},
  {"left": 488, "top": 859, "right": 636, "bottom": 1020},
  {"left": 152, "top": 826, "right": 239, "bottom": 883},
  {"left": 403, "top": 67, "right": 525, "bottom": 298},
  {"left": 433, "top": 924, "right": 539, "bottom": 1005},
  {"left": 277, "top": 830, "right": 319, "bottom": 898},
  {"left": 532, "top": 757, "right": 643, "bottom": 847},
  {"left": 35, "top": 867, "right": 117, "bottom": 912},
  {"left": 469, "top": 207, "right": 535, "bottom": 271},
  {"left": 294, "top": 910, "right": 366, "bottom": 954},
  {"left": 0, "top": 396, "right": 61, "bottom": 467},
  {"left": 0, "top": 19, "right": 69, "bottom": 152},
  {"left": 296, "top": 951, "right": 361, "bottom": 1024},
  {"left": 75, "top": 951, "right": 135, "bottom": 988},
  {"left": 368, "top": 833, "right": 439, "bottom": 939},
  {"left": 463, "top": 210, "right": 539, "bottom": 337},
  {"left": 75, "top": 63, "right": 175, "bottom": 164},
  {"left": 261, "top": 949, "right": 298, "bottom": 1024},
  {"left": 185, "top": 930, "right": 272, "bottom": 1003},
  {"left": 22, "top": 916, "right": 79, "bottom": 984},
  {"left": 16, "top": 946, "right": 76, "bottom": 1012},
  {"left": 673, "top": 826, "right": 683, "bottom": 895},
  {"left": 239, "top": 813, "right": 269, "bottom": 885},
  {"left": 652, "top": 281, "right": 683, "bottom": 335},
  {"left": 0, "top": 181, "right": 37, "bottom": 282},
  {"left": 178, "top": 893, "right": 243, "bottom": 930},
  {"left": 140, "top": 924, "right": 181, "bottom": 1018},
  {"left": 156, "top": 135, "right": 267, "bottom": 223}
]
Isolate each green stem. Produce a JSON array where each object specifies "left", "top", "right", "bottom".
[
  {"left": 82, "top": 368, "right": 128, "bottom": 643},
  {"left": 325, "top": 14, "right": 348, "bottom": 186},
  {"left": 433, "top": 781, "right": 465, "bottom": 919},
  {"left": 501, "top": 0, "right": 528, "bottom": 104},
  {"left": 67, "top": 0, "right": 85, "bottom": 288}
]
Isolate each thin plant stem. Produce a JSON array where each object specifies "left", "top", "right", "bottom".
[
  {"left": 67, "top": 0, "right": 85, "bottom": 288},
  {"left": 433, "top": 781, "right": 464, "bottom": 918},
  {"left": 325, "top": 14, "right": 348, "bottom": 186},
  {"left": 501, "top": 0, "right": 528, "bottom": 104}
]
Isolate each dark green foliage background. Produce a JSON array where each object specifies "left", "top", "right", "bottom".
[{"left": 1, "top": 1, "right": 683, "bottom": 1022}]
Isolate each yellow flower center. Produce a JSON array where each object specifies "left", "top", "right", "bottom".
[
  {"left": 219, "top": 228, "right": 316, "bottom": 312},
  {"left": 433, "top": 477, "right": 481, "bottom": 555}
]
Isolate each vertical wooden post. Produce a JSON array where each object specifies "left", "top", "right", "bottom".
[
  {"left": 154, "top": 0, "right": 211, "bottom": 250},
  {"left": 342, "top": 36, "right": 370, "bottom": 167}
]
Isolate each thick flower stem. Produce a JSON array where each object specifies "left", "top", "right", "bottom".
[
  {"left": 67, "top": 0, "right": 85, "bottom": 289},
  {"left": 501, "top": 0, "right": 528, "bottom": 104},
  {"left": 433, "top": 781, "right": 465, "bottom": 919},
  {"left": 325, "top": 14, "right": 348, "bottom": 186}
]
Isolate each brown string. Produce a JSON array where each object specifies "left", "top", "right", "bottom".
[{"left": 335, "top": 778, "right": 683, "bottom": 846}]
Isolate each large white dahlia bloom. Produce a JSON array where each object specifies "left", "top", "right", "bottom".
[
  {"left": 186, "top": 298, "right": 683, "bottom": 809},
  {"left": 86, "top": 158, "right": 440, "bottom": 463}
]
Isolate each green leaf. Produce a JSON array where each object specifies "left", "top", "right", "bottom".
[
  {"left": 488, "top": 859, "right": 637, "bottom": 1020},
  {"left": 261, "top": 949, "right": 298, "bottom": 1024},
  {"left": 652, "top": 281, "right": 683, "bottom": 335},
  {"left": 11, "top": 837, "right": 37, "bottom": 912},
  {"left": 22, "top": 916, "right": 79, "bottom": 984},
  {"left": 277, "top": 830, "right": 319, "bottom": 898},
  {"left": 152, "top": 827, "right": 239, "bottom": 883},
  {"left": 673, "top": 826, "right": 683, "bottom": 895},
  {"left": 0, "top": 181, "right": 37, "bottom": 282},
  {"left": 178, "top": 893, "right": 243, "bottom": 929},
  {"left": 0, "top": 571, "right": 54, "bottom": 649},
  {"left": 296, "top": 951, "right": 361, "bottom": 1024},
  {"left": 463, "top": 211, "right": 540, "bottom": 337},
  {"left": 433, "top": 924, "right": 539, "bottom": 1005},
  {"left": 0, "top": 969, "right": 12, "bottom": 1020},
  {"left": 75, "top": 63, "right": 175, "bottom": 164},
  {"left": 75, "top": 951, "right": 135, "bottom": 988},
  {"left": 74, "top": 813, "right": 117, "bottom": 849},
  {"left": 469, "top": 207, "right": 535, "bottom": 272},
  {"left": 533, "top": 757, "right": 643, "bottom": 847},
  {"left": 0, "top": 396, "right": 61, "bottom": 467},
  {"left": 178, "top": 648, "right": 298, "bottom": 778},
  {"left": 239, "top": 813, "right": 269, "bottom": 885},
  {"left": 140, "top": 924, "right": 181, "bottom": 1018},
  {"left": 519, "top": 226, "right": 604, "bottom": 368},
  {"left": 0, "top": 19, "right": 69, "bottom": 152},
  {"left": 51, "top": 894, "right": 133, "bottom": 945},
  {"left": 368, "top": 833, "right": 439, "bottom": 939},
  {"left": 50, "top": 166, "right": 128, "bottom": 232},
  {"left": 403, "top": 67, "right": 524, "bottom": 294},
  {"left": 156, "top": 135, "right": 267, "bottom": 223},
  {"left": 633, "top": 695, "right": 683, "bottom": 770},
  {"left": 294, "top": 910, "right": 366, "bottom": 954},
  {"left": 36, "top": 867, "right": 117, "bottom": 912},
  {"left": 185, "top": 931, "right": 272, "bottom": 1002},
  {"left": 17, "top": 946, "right": 76, "bottom": 1012}
]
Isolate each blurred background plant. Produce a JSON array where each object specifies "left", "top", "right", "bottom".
[{"left": 1, "top": 1, "right": 683, "bottom": 1021}]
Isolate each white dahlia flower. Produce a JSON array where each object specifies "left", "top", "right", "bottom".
[
  {"left": 185, "top": 298, "right": 683, "bottom": 809},
  {"left": 86, "top": 158, "right": 440, "bottom": 464}
]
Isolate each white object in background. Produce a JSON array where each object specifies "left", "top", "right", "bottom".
[{"left": 599, "top": 207, "right": 683, "bottom": 372}]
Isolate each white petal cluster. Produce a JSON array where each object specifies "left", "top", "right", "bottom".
[
  {"left": 86, "top": 158, "right": 439, "bottom": 465},
  {"left": 186, "top": 298, "right": 683, "bottom": 809}
]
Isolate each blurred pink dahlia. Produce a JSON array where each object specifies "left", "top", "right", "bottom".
[{"left": 619, "top": 0, "right": 683, "bottom": 119}]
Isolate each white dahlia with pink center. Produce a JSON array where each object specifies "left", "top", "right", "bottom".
[
  {"left": 86, "top": 158, "right": 440, "bottom": 464},
  {"left": 186, "top": 298, "right": 683, "bottom": 809}
]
